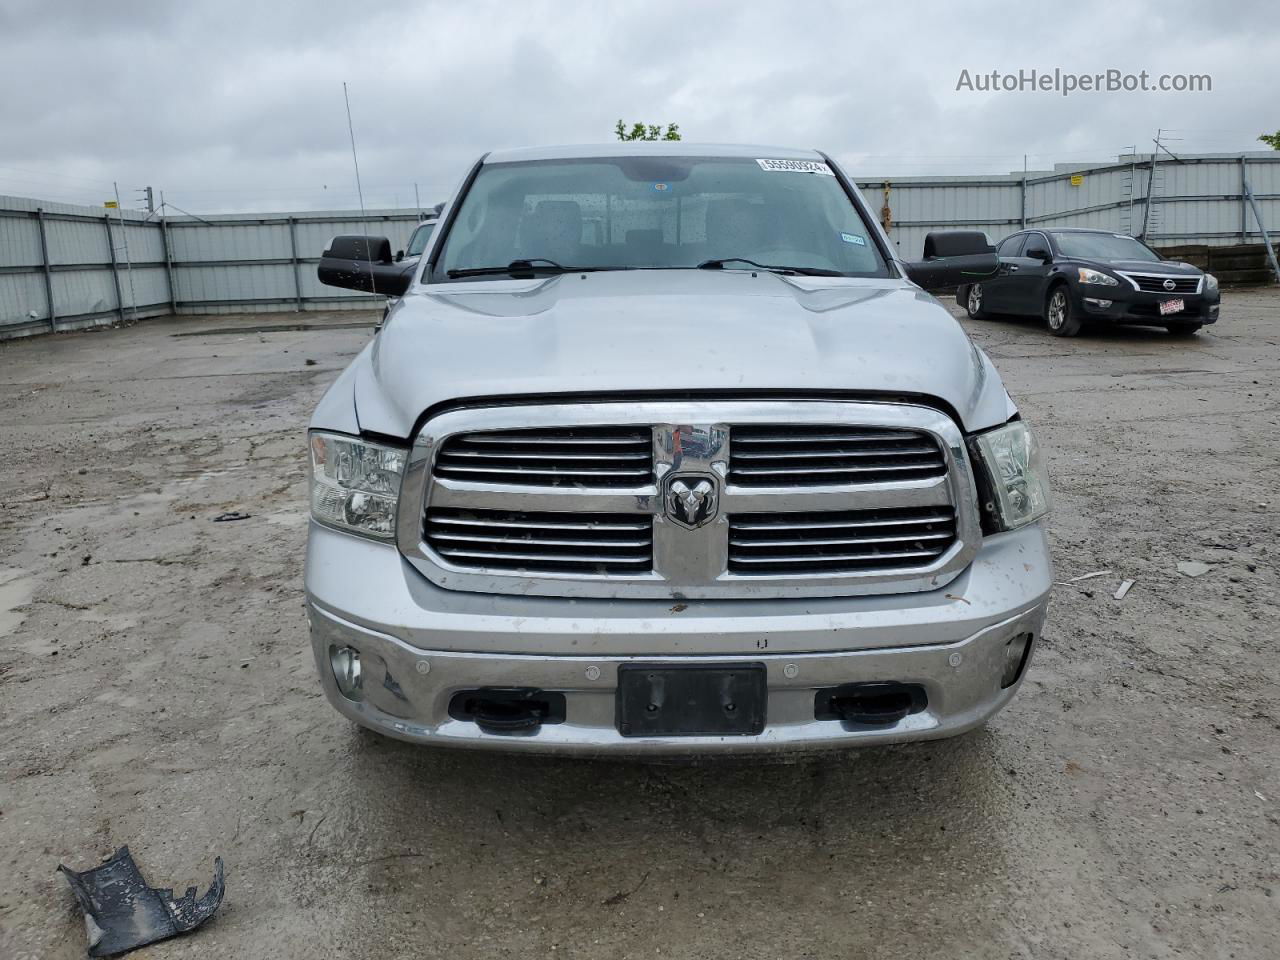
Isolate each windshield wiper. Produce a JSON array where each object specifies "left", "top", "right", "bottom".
[
  {"left": 697, "top": 258, "right": 844, "bottom": 277},
  {"left": 447, "top": 258, "right": 610, "bottom": 279}
]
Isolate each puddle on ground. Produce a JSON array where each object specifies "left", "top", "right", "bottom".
[{"left": 0, "top": 568, "right": 36, "bottom": 636}]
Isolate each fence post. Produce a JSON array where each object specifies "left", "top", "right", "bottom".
[
  {"left": 288, "top": 216, "right": 303, "bottom": 311},
  {"left": 35, "top": 208, "right": 56, "bottom": 332},
  {"left": 1243, "top": 179, "right": 1280, "bottom": 284},
  {"left": 1020, "top": 175, "right": 1027, "bottom": 228},
  {"left": 1240, "top": 155, "right": 1248, "bottom": 242},
  {"left": 160, "top": 217, "right": 177, "bottom": 314},
  {"left": 104, "top": 215, "right": 125, "bottom": 323}
]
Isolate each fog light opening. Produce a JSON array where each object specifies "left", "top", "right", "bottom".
[
  {"left": 330, "top": 645, "right": 365, "bottom": 701},
  {"left": 1083, "top": 298, "right": 1113, "bottom": 309},
  {"left": 1001, "top": 633, "right": 1034, "bottom": 689}
]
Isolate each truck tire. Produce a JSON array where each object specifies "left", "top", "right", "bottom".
[{"left": 1045, "top": 285, "right": 1082, "bottom": 337}]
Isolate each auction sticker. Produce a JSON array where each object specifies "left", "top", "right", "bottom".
[{"left": 756, "top": 158, "right": 834, "bottom": 175}]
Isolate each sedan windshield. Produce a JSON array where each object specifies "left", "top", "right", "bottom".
[
  {"left": 432, "top": 156, "right": 888, "bottom": 280},
  {"left": 1051, "top": 232, "right": 1161, "bottom": 262}
]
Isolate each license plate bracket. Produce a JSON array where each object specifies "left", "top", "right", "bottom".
[
  {"left": 1159, "top": 297, "right": 1185, "bottom": 316},
  {"left": 617, "top": 663, "right": 766, "bottom": 737}
]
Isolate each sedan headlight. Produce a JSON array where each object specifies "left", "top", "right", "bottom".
[
  {"left": 1204, "top": 273, "right": 1218, "bottom": 292},
  {"left": 309, "top": 431, "right": 406, "bottom": 539},
  {"left": 1077, "top": 267, "right": 1118, "bottom": 286},
  {"left": 970, "top": 421, "right": 1051, "bottom": 531}
]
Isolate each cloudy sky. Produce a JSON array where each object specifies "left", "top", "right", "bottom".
[{"left": 1, "top": 0, "right": 1275, "bottom": 213}]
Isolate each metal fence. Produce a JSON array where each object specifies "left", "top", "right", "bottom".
[
  {"left": 2, "top": 150, "right": 1278, "bottom": 338},
  {"left": 0, "top": 198, "right": 424, "bottom": 338},
  {"left": 862, "top": 151, "right": 1280, "bottom": 262}
]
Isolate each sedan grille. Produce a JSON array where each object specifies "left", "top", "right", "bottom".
[
  {"left": 1127, "top": 274, "right": 1200, "bottom": 294},
  {"left": 729, "top": 425, "right": 946, "bottom": 486},
  {"left": 728, "top": 507, "right": 957, "bottom": 575},
  {"left": 434, "top": 427, "right": 653, "bottom": 488},
  {"left": 425, "top": 508, "right": 653, "bottom": 574}
]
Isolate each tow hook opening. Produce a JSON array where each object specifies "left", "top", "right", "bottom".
[
  {"left": 1001, "top": 632, "right": 1035, "bottom": 689},
  {"left": 813, "top": 682, "right": 927, "bottom": 727},
  {"left": 448, "top": 688, "right": 567, "bottom": 735}
]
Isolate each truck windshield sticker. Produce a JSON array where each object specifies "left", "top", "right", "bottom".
[
  {"left": 840, "top": 232, "right": 867, "bottom": 245},
  {"left": 756, "top": 158, "right": 835, "bottom": 175}
]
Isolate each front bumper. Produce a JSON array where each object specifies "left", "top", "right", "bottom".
[
  {"left": 306, "top": 521, "right": 1052, "bottom": 755},
  {"left": 1077, "top": 286, "right": 1220, "bottom": 325}
]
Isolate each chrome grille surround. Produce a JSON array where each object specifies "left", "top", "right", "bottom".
[
  {"left": 1114, "top": 271, "right": 1203, "bottom": 295},
  {"left": 397, "top": 401, "right": 981, "bottom": 600}
]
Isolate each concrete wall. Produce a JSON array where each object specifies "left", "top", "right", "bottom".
[{"left": 3, "top": 150, "right": 1278, "bottom": 338}]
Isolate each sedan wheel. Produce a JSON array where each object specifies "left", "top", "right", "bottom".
[
  {"left": 966, "top": 283, "right": 987, "bottom": 319},
  {"left": 1046, "top": 286, "right": 1082, "bottom": 337}
]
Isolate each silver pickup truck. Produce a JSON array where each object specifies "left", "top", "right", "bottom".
[{"left": 307, "top": 143, "right": 1052, "bottom": 755}]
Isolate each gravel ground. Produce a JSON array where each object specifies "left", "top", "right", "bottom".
[{"left": 1, "top": 291, "right": 1277, "bottom": 959}]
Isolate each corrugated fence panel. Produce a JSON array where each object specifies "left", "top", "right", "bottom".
[
  {"left": 0, "top": 272, "right": 49, "bottom": 322},
  {"left": 51, "top": 268, "right": 118, "bottom": 317},
  {"left": 45, "top": 216, "right": 111, "bottom": 266},
  {"left": 0, "top": 213, "right": 43, "bottom": 267},
  {"left": 176, "top": 263, "right": 294, "bottom": 305}
]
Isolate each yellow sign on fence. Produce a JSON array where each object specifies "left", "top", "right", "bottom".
[
  {"left": 104, "top": 200, "right": 118, "bottom": 208},
  {"left": 1069, "top": 174, "right": 1084, "bottom": 187}
]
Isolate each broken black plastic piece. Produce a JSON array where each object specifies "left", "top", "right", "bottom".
[{"left": 58, "top": 846, "right": 224, "bottom": 957}]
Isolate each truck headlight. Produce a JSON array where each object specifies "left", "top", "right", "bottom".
[
  {"left": 1077, "top": 267, "right": 1118, "bottom": 286},
  {"left": 1204, "top": 273, "right": 1218, "bottom": 292},
  {"left": 309, "top": 431, "right": 406, "bottom": 539},
  {"left": 970, "top": 421, "right": 1051, "bottom": 531}
]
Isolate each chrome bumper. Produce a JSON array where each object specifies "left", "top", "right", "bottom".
[{"left": 305, "top": 521, "right": 1051, "bottom": 755}]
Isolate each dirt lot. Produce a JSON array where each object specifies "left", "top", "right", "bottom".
[{"left": 1, "top": 291, "right": 1277, "bottom": 959}]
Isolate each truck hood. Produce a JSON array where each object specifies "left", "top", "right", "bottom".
[{"left": 351, "top": 270, "right": 1014, "bottom": 438}]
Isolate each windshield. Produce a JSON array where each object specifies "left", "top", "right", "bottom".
[
  {"left": 406, "top": 222, "right": 435, "bottom": 257},
  {"left": 431, "top": 156, "right": 888, "bottom": 280},
  {"left": 1051, "top": 232, "right": 1160, "bottom": 262}
]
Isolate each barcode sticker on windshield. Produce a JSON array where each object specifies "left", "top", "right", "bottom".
[{"left": 756, "top": 158, "right": 835, "bottom": 175}]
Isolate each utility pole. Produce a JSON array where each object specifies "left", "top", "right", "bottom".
[{"left": 414, "top": 182, "right": 421, "bottom": 215}]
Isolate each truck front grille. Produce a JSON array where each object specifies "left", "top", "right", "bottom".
[
  {"left": 1125, "top": 274, "right": 1200, "bottom": 294},
  {"left": 728, "top": 507, "right": 957, "bottom": 575},
  {"left": 406, "top": 401, "right": 979, "bottom": 599},
  {"left": 728, "top": 425, "right": 946, "bottom": 486},
  {"left": 425, "top": 507, "right": 653, "bottom": 574},
  {"left": 435, "top": 427, "right": 653, "bottom": 488}
]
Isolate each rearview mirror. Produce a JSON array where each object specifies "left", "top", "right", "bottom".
[
  {"left": 317, "top": 235, "right": 411, "bottom": 296},
  {"left": 903, "top": 231, "right": 999, "bottom": 290}
]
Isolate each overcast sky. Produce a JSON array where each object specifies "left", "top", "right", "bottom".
[{"left": 1, "top": 0, "right": 1275, "bottom": 213}]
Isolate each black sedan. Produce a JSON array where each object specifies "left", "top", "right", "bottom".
[{"left": 957, "top": 228, "right": 1220, "bottom": 336}]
